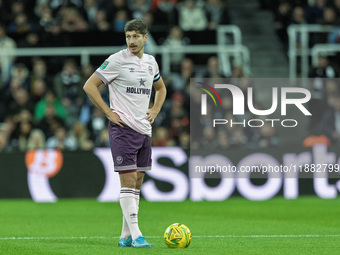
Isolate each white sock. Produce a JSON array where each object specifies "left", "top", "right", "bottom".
[
  {"left": 134, "top": 189, "right": 140, "bottom": 212},
  {"left": 119, "top": 188, "right": 142, "bottom": 240},
  {"left": 121, "top": 216, "right": 130, "bottom": 239},
  {"left": 120, "top": 188, "right": 140, "bottom": 239}
]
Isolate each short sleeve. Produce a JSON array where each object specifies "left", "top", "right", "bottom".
[
  {"left": 153, "top": 59, "right": 160, "bottom": 82},
  {"left": 95, "top": 53, "right": 121, "bottom": 85}
]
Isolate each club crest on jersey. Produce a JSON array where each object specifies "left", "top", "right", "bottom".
[
  {"left": 116, "top": 156, "right": 123, "bottom": 164},
  {"left": 100, "top": 60, "right": 109, "bottom": 70},
  {"left": 148, "top": 66, "right": 153, "bottom": 75}
]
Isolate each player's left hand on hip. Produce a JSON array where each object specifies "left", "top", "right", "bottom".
[{"left": 146, "top": 109, "right": 158, "bottom": 124}]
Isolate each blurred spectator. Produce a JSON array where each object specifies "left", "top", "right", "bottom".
[
  {"left": 202, "top": 55, "right": 226, "bottom": 78},
  {"left": 0, "top": 131, "right": 11, "bottom": 152},
  {"left": 98, "top": 127, "right": 110, "bottom": 147},
  {"left": 170, "top": 58, "right": 196, "bottom": 92},
  {"left": 142, "top": 12, "right": 158, "bottom": 56},
  {"left": 105, "top": 0, "right": 131, "bottom": 23},
  {"left": 60, "top": 7, "right": 89, "bottom": 32},
  {"left": 4, "top": 109, "right": 33, "bottom": 150},
  {"left": 30, "top": 78, "right": 47, "bottom": 105},
  {"left": 171, "top": 91, "right": 189, "bottom": 120},
  {"left": 308, "top": 56, "right": 337, "bottom": 131},
  {"left": 328, "top": 26, "right": 340, "bottom": 44},
  {"left": 0, "top": 23, "right": 17, "bottom": 83},
  {"left": 37, "top": 104, "right": 65, "bottom": 139},
  {"left": 152, "top": 126, "right": 176, "bottom": 146},
  {"left": 309, "top": 55, "right": 336, "bottom": 78},
  {"left": 1, "top": 78, "right": 22, "bottom": 116},
  {"left": 17, "top": 32, "right": 41, "bottom": 48},
  {"left": 113, "top": 10, "right": 129, "bottom": 32},
  {"left": 151, "top": 0, "right": 177, "bottom": 11},
  {"left": 10, "top": 63, "right": 30, "bottom": 90},
  {"left": 273, "top": 0, "right": 291, "bottom": 46},
  {"left": 129, "top": 0, "right": 151, "bottom": 19},
  {"left": 54, "top": 58, "right": 83, "bottom": 127},
  {"left": 35, "top": 0, "right": 50, "bottom": 18},
  {"left": 83, "top": 0, "right": 99, "bottom": 30},
  {"left": 46, "top": 126, "right": 77, "bottom": 150},
  {"left": 80, "top": 63, "right": 95, "bottom": 86},
  {"left": 18, "top": 109, "right": 34, "bottom": 123},
  {"left": 49, "top": 0, "right": 83, "bottom": 13},
  {"left": 324, "top": 79, "right": 340, "bottom": 102},
  {"left": 319, "top": 94, "right": 340, "bottom": 144},
  {"left": 86, "top": 107, "right": 107, "bottom": 146},
  {"left": 253, "top": 122, "right": 280, "bottom": 148},
  {"left": 7, "top": 12, "right": 38, "bottom": 35},
  {"left": 291, "top": 6, "right": 306, "bottom": 25},
  {"left": 216, "top": 130, "right": 230, "bottom": 149},
  {"left": 178, "top": 0, "right": 208, "bottom": 31},
  {"left": 30, "top": 58, "right": 54, "bottom": 89},
  {"left": 179, "top": 131, "right": 190, "bottom": 150},
  {"left": 0, "top": 23, "right": 17, "bottom": 53},
  {"left": 305, "top": 0, "right": 327, "bottom": 24},
  {"left": 6, "top": 1, "right": 27, "bottom": 26},
  {"left": 27, "top": 128, "right": 46, "bottom": 150},
  {"left": 332, "top": 0, "right": 340, "bottom": 15},
  {"left": 94, "top": 9, "right": 111, "bottom": 31},
  {"left": 229, "top": 128, "right": 248, "bottom": 148},
  {"left": 318, "top": 7, "right": 338, "bottom": 25},
  {"left": 38, "top": 6, "right": 57, "bottom": 32},
  {"left": 168, "top": 117, "right": 186, "bottom": 145},
  {"left": 79, "top": 64, "right": 98, "bottom": 125},
  {"left": 231, "top": 64, "right": 244, "bottom": 78},
  {"left": 161, "top": 91, "right": 187, "bottom": 125},
  {"left": 54, "top": 58, "right": 82, "bottom": 101},
  {"left": 205, "top": 0, "right": 231, "bottom": 30},
  {"left": 8, "top": 88, "right": 35, "bottom": 121},
  {"left": 152, "top": 0, "right": 178, "bottom": 30},
  {"left": 14, "top": 119, "right": 35, "bottom": 151},
  {"left": 201, "top": 126, "right": 218, "bottom": 149},
  {"left": 68, "top": 121, "right": 94, "bottom": 150},
  {"left": 163, "top": 26, "right": 189, "bottom": 72},
  {"left": 0, "top": 123, "right": 12, "bottom": 152},
  {"left": 3, "top": 115, "right": 16, "bottom": 142},
  {"left": 165, "top": 92, "right": 189, "bottom": 144},
  {"left": 34, "top": 89, "right": 67, "bottom": 123}
]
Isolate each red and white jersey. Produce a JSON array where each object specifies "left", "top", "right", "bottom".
[{"left": 95, "top": 48, "right": 160, "bottom": 136}]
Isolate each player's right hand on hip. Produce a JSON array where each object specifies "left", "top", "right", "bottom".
[{"left": 107, "top": 112, "right": 126, "bottom": 127}]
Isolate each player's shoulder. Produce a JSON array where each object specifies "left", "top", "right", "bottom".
[
  {"left": 105, "top": 49, "right": 127, "bottom": 67},
  {"left": 109, "top": 49, "right": 126, "bottom": 59},
  {"left": 119, "top": 48, "right": 131, "bottom": 59},
  {"left": 143, "top": 52, "right": 157, "bottom": 62}
]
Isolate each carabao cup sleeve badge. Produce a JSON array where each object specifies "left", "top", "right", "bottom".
[{"left": 100, "top": 60, "right": 109, "bottom": 70}]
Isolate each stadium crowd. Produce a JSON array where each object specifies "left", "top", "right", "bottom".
[
  {"left": 265, "top": 0, "right": 340, "bottom": 146},
  {"left": 0, "top": 0, "right": 235, "bottom": 152},
  {"left": 0, "top": 0, "right": 339, "bottom": 152}
]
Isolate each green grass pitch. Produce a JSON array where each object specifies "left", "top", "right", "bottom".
[{"left": 1, "top": 197, "right": 339, "bottom": 255}]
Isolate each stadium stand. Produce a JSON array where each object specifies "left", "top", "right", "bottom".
[{"left": 1, "top": 0, "right": 339, "bottom": 152}]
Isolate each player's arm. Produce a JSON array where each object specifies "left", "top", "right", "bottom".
[
  {"left": 146, "top": 77, "right": 167, "bottom": 124},
  {"left": 83, "top": 73, "right": 125, "bottom": 127}
]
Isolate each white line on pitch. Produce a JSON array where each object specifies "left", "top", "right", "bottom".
[{"left": 1, "top": 234, "right": 340, "bottom": 240}]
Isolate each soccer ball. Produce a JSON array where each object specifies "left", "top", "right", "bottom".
[{"left": 164, "top": 223, "right": 192, "bottom": 248}]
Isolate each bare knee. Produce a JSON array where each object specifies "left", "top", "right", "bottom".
[
  {"left": 135, "top": 172, "right": 145, "bottom": 190},
  {"left": 120, "top": 172, "right": 137, "bottom": 188}
]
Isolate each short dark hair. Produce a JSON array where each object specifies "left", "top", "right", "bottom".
[{"left": 124, "top": 19, "right": 147, "bottom": 35}]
